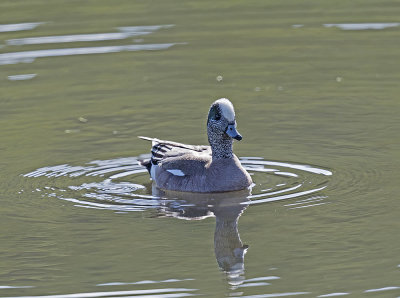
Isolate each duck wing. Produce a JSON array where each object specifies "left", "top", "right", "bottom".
[{"left": 138, "top": 136, "right": 211, "bottom": 166}]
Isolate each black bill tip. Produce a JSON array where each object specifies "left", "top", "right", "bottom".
[{"left": 234, "top": 134, "right": 242, "bottom": 141}]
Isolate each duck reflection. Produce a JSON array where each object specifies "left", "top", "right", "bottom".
[{"left": 153, "top": 185, "right": 250, "bottom": 283}]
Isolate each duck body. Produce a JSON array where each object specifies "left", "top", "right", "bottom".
[{"left": 139, "top": 98, "right": 253, "bottom": 193}]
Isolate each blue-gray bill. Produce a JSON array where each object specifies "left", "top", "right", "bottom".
[{"left": 226, "top": 123, "right": 242, "bottom": 141}]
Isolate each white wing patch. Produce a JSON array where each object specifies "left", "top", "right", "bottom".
[
  {"left": 166, "top": 169, "right": 185, "bottom": 176},
  {"left": 216, "top": 98, "right": 235, "bottom": 122}
]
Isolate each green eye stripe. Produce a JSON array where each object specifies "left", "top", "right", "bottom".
[{"left": 207, "top": 105, "right": 220, "bottom": 123}]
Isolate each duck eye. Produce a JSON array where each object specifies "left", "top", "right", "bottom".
[{"left": 215, "top": 113, "right": 221, "bottom": 121}]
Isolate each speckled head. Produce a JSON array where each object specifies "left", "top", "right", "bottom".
[{"left": 207, "top": 98, "right": 242, "bottom": 158}]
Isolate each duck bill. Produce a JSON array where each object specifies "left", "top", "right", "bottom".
[{"left": 226, "top": 123, "right": 242, "bottom": 141}]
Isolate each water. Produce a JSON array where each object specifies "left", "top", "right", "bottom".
[{"left": 1, "top": 0, "right": 400, "bottom": 297}]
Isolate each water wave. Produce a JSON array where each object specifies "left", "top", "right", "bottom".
[{"left": 23, "top": 156, "right": 331, "bottom": 213}]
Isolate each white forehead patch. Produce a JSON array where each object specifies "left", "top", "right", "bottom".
[{"left": 216, "top": 98, "right": 235, "bottom": 122}]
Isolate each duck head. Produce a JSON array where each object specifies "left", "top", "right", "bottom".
[{"left": 207, "top": 98, "right": 242, "bottom": 141}]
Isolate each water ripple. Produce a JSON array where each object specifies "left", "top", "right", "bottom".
[
  {"left": 7, "top": 74, "right": 37, "bottom": 81},
  {"left": 0, "top": 286, "right": 34, "bottom": 289},
  {"left": 0, "top": 22, "right": 45, "bottom": 33},
  {"left": 364, "top": 286, "right": 400, "bottom": 293},
  {"left": 0, "top": 43, "right": 182, "bottom": 65},
  {"left": 7, "top": 33, "right": 140, "bottom": 46},
  {"left": 317, "top": 293, "right": 349, "bottom": 297},
  {"left": 324, "top": 22, "right": 400, "bottom": 30},
  {"left": 241, "top": 292, "right": 309, "bottom": 297},
  {"left": 23, "top": 156, "right": 331, "bottom": 213},
  {"left": 6, "top": 25, "right": 174, "bottom": 46},
  {"left": 0, "top": 288, "right": 198, "bottom": 298},
  {"left": 97, "top": 278, "right": 194, "bottom": 287}
]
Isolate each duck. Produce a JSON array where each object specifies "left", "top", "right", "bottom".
[{"left": 139, "top": 98, "right": 252, "bottom": 193}]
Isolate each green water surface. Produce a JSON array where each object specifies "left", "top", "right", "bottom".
[{"left": 1, "top": 0, "right": 399, "bottom": 297}]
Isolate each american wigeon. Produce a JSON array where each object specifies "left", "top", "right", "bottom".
[{"left": 139, "top": 98, "right": 253, "bottom": 193}]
